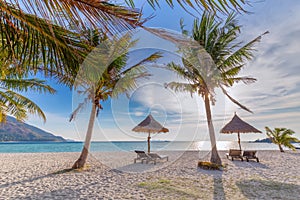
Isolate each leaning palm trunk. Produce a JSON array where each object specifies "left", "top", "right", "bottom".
[
  {"left": 278, "top": 144, "right": 284, "bottom": 152},
  {"left": 204, "top": 93, "right": 222, "bottom": 165},
  {"left": 72, "top": 103, "right": 97, "bottom": 169}
]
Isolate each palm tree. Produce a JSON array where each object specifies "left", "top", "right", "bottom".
[
  {"left": 0, "top": 0, "right": 252, "bottom": 81},
  {"left": 0, "top": 0, "right": 144, "bottom": 83},
  {"left": 165, "top": 13, "right": 268, "bottom": 164},
  {"left": 0, "top": 66, "right": 55, "bottom": 122},
  {"left": 70, "top": 32, "right": 161, "bottom": 169},
  {"left": 265, "top": 127, "right": 300, "bottom": 152}
]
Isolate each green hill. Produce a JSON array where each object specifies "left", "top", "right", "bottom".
[{"left": 0, "top": 116, "right": 66, "bottom": 142}]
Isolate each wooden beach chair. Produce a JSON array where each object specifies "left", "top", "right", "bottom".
[
  {"left": 243, "top": 150, "right": 259, "bottom": 162},
  {"left": 226, "top": 149, "right": 243, "bottom": 161},
  {"left": 147, "top": 153, "right": 169, "bottom": 164},
  {"left": 134, "top": 150, "right": 151, "bottom": 164}
]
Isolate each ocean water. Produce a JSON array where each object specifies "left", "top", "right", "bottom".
[{"left": 0, "top": 141, "right": 290, "bottom": 153}]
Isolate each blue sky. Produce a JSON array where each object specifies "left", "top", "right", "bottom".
[{"left": 25, "top": 0, "right": 300, "bottom": 142}]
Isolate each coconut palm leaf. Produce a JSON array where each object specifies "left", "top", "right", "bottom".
[
  {"left": 0, "top": 78, "right": 55, "bottom": 94},
  {"left": 220, "top": 85, "right": 252, "bottom": 113},
  {"left": 221, "top": 31, "right": 270, "bottom": 69},
  {"left": 0, "top": 5, "right": 89, "bottom": 82},
  {"left": 165, "top": 81, "right": 197, "bottom": 97},
  {"left": 3, "top": 0, "right": 143, "bottom": 35},
  {"left": 126, "top": 0, "right": 248, "bottom": 14},
  {"left": 0, "top": 81, "right": 54, "bottom": 122}
]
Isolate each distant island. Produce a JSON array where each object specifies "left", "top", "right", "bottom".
[
  {"left": 254, "top": 138, "right": 299, "bottom": 145},
  {"left": 0, "top": 116, "right": 66, "bottom": 142},
  {"left": 254, "top": 138, "right": 272, "bottom": 143}
]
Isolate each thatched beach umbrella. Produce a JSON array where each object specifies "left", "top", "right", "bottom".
[
  {"left": 220, "top": 113, "right": 262, "bottom": 150},
  {"left": 132, "top": 114, "right": 169, "bottom": 153}
]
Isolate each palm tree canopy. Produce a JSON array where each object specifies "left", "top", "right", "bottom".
[
  {"left": 132, "top": 114, "right": 169, "bottom": 133},
  {"left": 265, "top": 127, "right": 300, "bottom": 150},
  {"left": 166, "top": 12, "right": 268, "bottom": 112},
  {"left": 70, "top": 33, "right": 162, "bottom": 121}
]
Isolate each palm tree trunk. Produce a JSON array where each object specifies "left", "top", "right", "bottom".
[
  {"left": 204, "top": 93, "right": 222, "bottom": 165},
  {"left": 72, "top": 103, "right": 97, "bottom": 169},
  {"left": 279, "top": 144, "right": 284, "bottom": 152}
]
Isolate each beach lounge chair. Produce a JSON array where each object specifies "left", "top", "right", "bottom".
[
  {"left": 134, "top": 150, "right": 151, "bottom": 164},
  {"left": 226, "top": 149, "right": 243, "bottom": 161},
  {"left": 147, "top": 153, "right": 169, "bottom": 164},
  {"left": 243, "top": 150, "right": 259, "bottom": 162}
]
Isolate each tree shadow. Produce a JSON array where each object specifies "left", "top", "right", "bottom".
[
  {"left": 286, "top": 151, "right": 300, "bottom": 157},
  {"left": 0, "top": 168, "right": 81, "bottom": 189},
  {"left": 198, "top": 168, "right": 226, "bottom": 199},
  {"left": 231, "top": 160, "right": 269, "bottom": 169},
  {"left": 236, "top": 179, "right": 300, "bottom": 199},
  {"left": 198, "top": 165, "right": 226, "bottom": 199},
  {"left": 0, "top": 173, "right": 53, "bottom": 189},
  {"left": 213, "top": 171, "right": 226, "bottom": 200}
]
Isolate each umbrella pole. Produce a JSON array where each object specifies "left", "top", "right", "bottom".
[
  {"left": 147, "top": 132, "right": 151, "bottom": 153},
  {"left": 238, "top": 132, "right": 241, "bottom": 151}
]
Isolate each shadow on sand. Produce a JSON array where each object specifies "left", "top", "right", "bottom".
[
  {"left": 237, "top": 179, "right": 300, "bottom": 199},
  {"left": 230, "top": 160, "right": 269, "bottom": 169},
  {"left": 198, "top": 167, "right": 226, "bottom": 200}
]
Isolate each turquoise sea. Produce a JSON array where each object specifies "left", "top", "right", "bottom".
[{"left": 0, "top": 141, "right": 293, "bottom": 153}]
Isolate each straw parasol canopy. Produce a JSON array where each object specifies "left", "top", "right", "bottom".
[
  {"left": 132, "top": 114, "right": 169, "bottom": 153},
  {"left": 220, "top": 113, "right": 261, "bottom": 150}
]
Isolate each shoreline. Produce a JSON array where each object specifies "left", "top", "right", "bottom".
[
  {"left": 0, "top": 141, "right": 290, "bottom": 153},
  {"left": 0, "top": 150, "right": 299, "bottom": 199}
]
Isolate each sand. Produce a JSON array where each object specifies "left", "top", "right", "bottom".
[{"left": 0, "top": 150, "right": 299, "bottom": 199}]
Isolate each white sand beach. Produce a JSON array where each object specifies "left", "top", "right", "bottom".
[{"left": 0, "top": 150, "right": 299, "bottom": 199}]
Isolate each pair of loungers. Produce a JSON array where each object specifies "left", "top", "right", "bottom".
[
  {"left": 134, "top": 150, "right": 168, "bottom": 165},
  {"left": 226, "top": 149, "right": 259, "bottom": 162}
]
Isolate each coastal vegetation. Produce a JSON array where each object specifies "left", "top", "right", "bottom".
[
  {"left": 0, "top": 0, "right": 269, "bottom": 168},
  {"left": 69, "top": 31, "right": 161, "bottom": 169},
  {"left": 265, "top": 127, "right": 300, "bottom": 152},
  {"left": 165, "top": 13, "right": 268, "bottom": 164}
]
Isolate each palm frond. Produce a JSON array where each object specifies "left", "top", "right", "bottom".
[
  {"left": 220, "top": 85, "right": 252, "bottom": 113},
  {"left": 3, "top": 0, "right": 143, "bottom": 35},
  {"left": 122, "top": 52, "right": 163, "bottom": 75},
  {"left": 112, "top": 68, "right": 150, "bottom": 98},
  {"left": 0, "top": 5, "right": 88, "bottom": 80},
  {"left": 69, "top": 102, "right": 85, "bottom": 122},
  {"left": 126, "top": 0, "right": 249, "bottom": 14},
  {"left": 223, "top": 76, "right": 257, "bottom": 87},
  {"left": 0, "top": 78, "right": 55, "bottom": 94},
  {"left": 165, "top": 82, "right": 197, "bottom": 97},
  {"left": 0, "top": 90, "right": 46, "bottom": 122},
  {"left": 221, "top": 31, "right": 269, "bottom": 68},
  {"left": 167, "top": 62, "right": 196, "bottom": 82}
]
